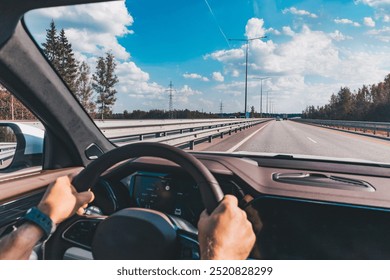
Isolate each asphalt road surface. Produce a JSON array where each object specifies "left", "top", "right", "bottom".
[{"left": 222, "top": 120, "right": 390, "bottom": 164}]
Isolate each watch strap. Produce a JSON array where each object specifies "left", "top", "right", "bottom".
[{"left": 22, "top": 207, "right": 56, "bottom": 239}]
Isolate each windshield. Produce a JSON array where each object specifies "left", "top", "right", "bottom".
[{"left": 24, "top": 0, "right": 390, "bottom": 165}]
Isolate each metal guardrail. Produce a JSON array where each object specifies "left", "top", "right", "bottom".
[
  {"left": 0, "top": 143, "right": 16, "bottom": 152},
  {"left": 0, "top": 143, "right": 16, "bottom": 165},
  {"left": 295, "top": 119, "right": 390, "bottom": 137},
  {"left": 104, "top": 118, "right": 268, "bottom": 143},
  {"left": 114, "top": 119, "right": 270, "bottom": 149},
  {"left": 97, "top": 119, "right": 264, "bottom": 140},
  {"left": 3, "top": 119, "right": 271, "bottom": 150}
]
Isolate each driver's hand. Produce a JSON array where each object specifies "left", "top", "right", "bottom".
[
  {"left": 197, "top": 195, "right": 256, "bottom": 260},
  {"left": 38, "top": 176, "right": 95, "bottom": 224}
]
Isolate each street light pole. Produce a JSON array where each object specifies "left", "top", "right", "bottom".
[
  {"left": 254, "top": 77, "right": 270, "bottom": 118},
  {"left": 244, "top": 42, "right": 249, "bottom": 118},
  {"left": 229, "top": 36, "right": 267, "bottom": 118}
]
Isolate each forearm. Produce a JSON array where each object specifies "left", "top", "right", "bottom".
[{"left": 0, "top": 223, "right": 44, "bottom": 260}]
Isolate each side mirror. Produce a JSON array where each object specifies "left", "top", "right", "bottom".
[{"left": 0, "top": 122, "right": 44, "bottom": 173}]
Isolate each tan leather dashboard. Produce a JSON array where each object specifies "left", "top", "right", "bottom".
[{"left": 0, "top": 167, "right": 83, "bottom": 203}]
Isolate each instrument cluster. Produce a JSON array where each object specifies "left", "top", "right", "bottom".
[{"left": 121, "top": 172, "right": 204, "bottom": 225}]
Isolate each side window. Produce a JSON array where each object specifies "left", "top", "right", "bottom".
[{"left": 0, "top": 84, "right": 44, "bottom": 175}]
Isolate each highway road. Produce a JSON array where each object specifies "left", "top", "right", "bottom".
[
  {"left": 6, "top": 119, "right": 390, "bottom": 165},
  {"left": 203, "top": 120, "right": 390, "bottom": 164}
]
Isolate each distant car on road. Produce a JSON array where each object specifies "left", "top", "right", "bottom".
[{"left": 276, "top": 116, "right": 281, "bottom": 121}]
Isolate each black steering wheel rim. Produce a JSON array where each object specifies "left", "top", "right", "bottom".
[{"left": 72, "top": 142, "right": 224, "bottom": 213}]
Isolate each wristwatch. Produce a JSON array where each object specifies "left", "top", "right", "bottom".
[{"left": 21, "top": 207, "right": 56, "bottom": 240}]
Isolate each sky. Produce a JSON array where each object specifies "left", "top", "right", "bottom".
[{"left": 25, "top": 0, "right": 390, "bottom": 114}]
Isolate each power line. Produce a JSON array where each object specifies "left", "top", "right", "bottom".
[{"left": 203, "top": 0, "right": 231, "bottom": 48}]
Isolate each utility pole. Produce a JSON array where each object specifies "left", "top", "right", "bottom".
[
  {"left": 219, "top": 100, "right": 223, "bottom": 118},
  {"left": 229, "top": 36, "right": 267, "bottom": 118}
]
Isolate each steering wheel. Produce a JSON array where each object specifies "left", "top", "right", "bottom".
[{"left": 45, "top": 142, "right": 224, "bottom": 260}]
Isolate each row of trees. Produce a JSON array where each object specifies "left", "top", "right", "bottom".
[
  {"left": 303, "top": 74, "right": 390, "bottom": 121},
  {"left": 0, "top": 85, "right": 35, "bottom": 120},
  {"left": 114, "top": 109, "right": 219, "bottom": 119},
  {"left": 42, "top": 20, "right": 118, "bottom": 119}
]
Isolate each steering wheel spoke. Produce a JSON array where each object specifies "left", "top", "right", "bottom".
[{"left": 168, "top": 215, "right": 200, "bottom": 259}]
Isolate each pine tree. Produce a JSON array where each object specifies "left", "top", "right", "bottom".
[
  {"left": 250, "top": 106, "right": 255, "bottom": 118},
  {"left": 92, "top": 52, "right": 119, "bottom": 120},
  {"left": 75, "top": 61, "right": 95, "bottom": 116},
  {"left": 42, "top": 22, "right": 79, "bottom": 94},
  {"left": 42, "top": 20, "right": 60, "bottom": 70},
  {"left": 58, "top": 29, "right": 79, "bottom": 93}
]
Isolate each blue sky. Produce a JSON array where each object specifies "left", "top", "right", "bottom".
[{"left": 25, "top": 0, "right": 390, "bottom": 114}]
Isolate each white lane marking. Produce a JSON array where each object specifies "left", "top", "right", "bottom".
[
  {"left": 307, "top": 137, "right": 317, "bottom": 143},
  {"left": 227, "top": 122, "right": 271, "bottom": 152}
]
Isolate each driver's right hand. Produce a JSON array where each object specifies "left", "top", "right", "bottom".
[
  {"left": 38, "top": 176, "right": 95, "bottom": 224},
  {"left": 197, "top": 195, "right": 256, "bottom": 260}
]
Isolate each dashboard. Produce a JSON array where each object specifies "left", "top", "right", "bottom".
[{"left": 82, "top": 153, "right": 390, "bottom": 259}]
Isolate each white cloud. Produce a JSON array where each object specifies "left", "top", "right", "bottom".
[
  {"left": 329, "top": 30, "right": 352, "bottom": 41},
  {"left": 215, "top": 82, "right": 244, "bottom": 96},
  {"left": 355, "top": 0, "right": 390, "bottom": 7},
  {"left": 117, "top": 62, "right": 149, "bottom": 82},
  {"left": 363, "top": 17, "right": 376, "bottom": 27},
  {"left": 245, "top": 18, "right": 266, "bottom": 38},
  {"left": 282, "top": 26, "right": 295, "bottom": 36},
  {"left": 250, "top": 25, "right": 339, "bottom": 77},
  {"left": 65, "top": 28, "right": 130, "bottom": 60},
  {"left": 266, "top": 28, "right": 281, "bottom": 35},
  {"left": 355, "top": 1, "right": 390, "bottom": 23},
  {"left": 27, "top": 2, "right": 134, "bottom": 60},
  {"left": 231, "top": 70, "right": 240, "bottom": 77},
  {"left": 204, "top": 48, "right": 244, "bottom": 62},
  {"left": 282, "top": 7, "right": 318, "bottom": 18},
  {"left": 115, "top": 61, "right": 163, "bottom": 107},
  {"left": 212, "top": 72, "right": 225, "bottom": 82},
  {"left": 208, "top": 19, "right": 389, "bottom": 112},
  {"left": 104, "top": 47, "right": 167, "bottom": 110},
  {"left": 367, "top": 26, "right": 390, "bottom": 41},
  {"left": 334, "top": 18, "right": 361, "bottom": 27},
  {"left": 178, "top": 85, "right": 202, "bottom": 96},
  {"left": 174, "top": 85, "right": 203, "bottom": 107},
  {"left": 183, "top": 73, "right": 209, "bottom": 81}
]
